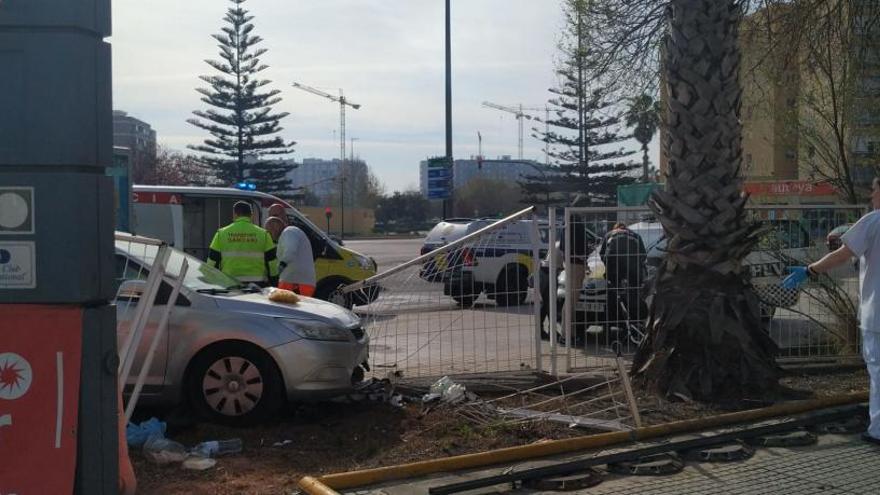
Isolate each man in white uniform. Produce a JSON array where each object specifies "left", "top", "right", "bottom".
[
  {"left": 784, "top": 177, "right": 880, "bottom": 443},
  {"left": 265, "top": 217, "right": 317, "bottom": 297}
]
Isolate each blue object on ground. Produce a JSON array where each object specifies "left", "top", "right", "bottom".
[{"left": 126, "top": 417, "right": 167, "bottom": 447}]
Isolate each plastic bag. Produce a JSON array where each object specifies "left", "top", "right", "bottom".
[
  {"left": 126, "top": 417, "right": 166, "bottom": 448},
  {"left": 143, "top": 436, "right": 187, "bottom": 464}
]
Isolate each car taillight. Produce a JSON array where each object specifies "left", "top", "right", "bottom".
[{"left": 461, "top": 248, "right": 475, "bottom": 266}]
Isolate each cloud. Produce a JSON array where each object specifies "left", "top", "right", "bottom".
[{"left": 112, "top": 0, "right": 650, "bottom": 192}]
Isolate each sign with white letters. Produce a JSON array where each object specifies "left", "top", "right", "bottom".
[{"left": 0, "top": 242, "right": 35, "bottom": 289}]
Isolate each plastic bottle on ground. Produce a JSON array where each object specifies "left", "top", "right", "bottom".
[{"left": 191, "top": 438, "right": 243, "bottom": 458}]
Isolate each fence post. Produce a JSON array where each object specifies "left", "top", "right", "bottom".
[
  {"left": 530, "top": 214, "right": 543, "bottom": 374},
  {"left": 548, "top": 208, "right": 558, "bottom": 377},
  {"left": 564, "top": 208, "right": 573, "bottom": 372}
]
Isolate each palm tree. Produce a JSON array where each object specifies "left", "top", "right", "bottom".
[
  {"left": 631, "top": 0, "right": 780, "bottom": 402},
  {"left": 624, "top": 94, "right": 661, "bottom": 182}
]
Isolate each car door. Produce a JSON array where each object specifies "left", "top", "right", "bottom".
[{"left": 114, "top": 253, "right": 174, "bottom": 396}]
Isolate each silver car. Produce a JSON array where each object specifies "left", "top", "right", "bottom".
[{"left": 114, "top": 237, "right": 369, "bottom": 426}]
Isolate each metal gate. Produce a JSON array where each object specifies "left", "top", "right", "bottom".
[{"left": 545, "top": 205, "right": 864, "bottom": 371}]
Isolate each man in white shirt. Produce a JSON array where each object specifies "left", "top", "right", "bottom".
[
  {"left": 264, "top": 217, "right": 317, "bottom": 297},
  {"left": 784, "top": 177, "right": 880, "bottom": 444}
]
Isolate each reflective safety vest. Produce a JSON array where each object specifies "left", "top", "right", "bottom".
[{"left": 207, "top": 217, "right": 279, "bottom": 284}]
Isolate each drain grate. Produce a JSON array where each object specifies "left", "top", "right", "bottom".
[
  {"left": 810, "top": 416, "right": 868, "bottom": 434},
  {"left": 683, "top": 441, "right": 755, "bottom": 462},
  {"left": 746, "top": 429, "right": 818, "bottom": 447},
  {"left": 522, "top": 468, "right": 603, "bottom": 491},
  {"left": 608, "top": 452, "right": 684, "bottom": 476}
]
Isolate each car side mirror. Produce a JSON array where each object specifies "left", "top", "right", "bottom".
[{"left": 117, "top": 279, "right": 147, "bottom": 300}]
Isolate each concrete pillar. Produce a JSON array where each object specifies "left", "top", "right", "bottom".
[{"left": 1, "top": 1, "right": 118, "bottom": 492}]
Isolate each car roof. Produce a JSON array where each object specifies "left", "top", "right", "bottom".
[{"left": 133, "top": 185, "right": 291, "bottom": 206}]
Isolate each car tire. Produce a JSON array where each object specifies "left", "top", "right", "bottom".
[
  {"left": 315, "top": 277, "right": 353, "bottom": 309},
  {"left": 495, "top": 265, "right": 529, "bottom": 307},
  {"left": 452, "top": 293, "right": 476, "bottom": 308},
  {"left": 186, "top": 341, "right": 285, "bottom": 427}
]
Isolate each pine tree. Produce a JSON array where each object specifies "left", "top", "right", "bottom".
[
  {"left": 521, "top": 0, "right": 638, "bottom": 206},
  {"left": 187, "top": 0, "right": 295, "bottom": 194}
]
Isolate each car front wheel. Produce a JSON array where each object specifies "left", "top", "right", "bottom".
[{"left": 186, "top": 342, "right": 285, "bottom": 426}]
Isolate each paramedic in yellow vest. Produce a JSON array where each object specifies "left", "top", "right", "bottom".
[{"left": 207, "top": 201, "right": 279, "bottom": 286}]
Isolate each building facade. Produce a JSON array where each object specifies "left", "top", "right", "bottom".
[
  {"left": 659, "top": 3, "right": 880, "bottom": 205},
  {"left": 286, "top": 157, "right": 369, "bottom": 205},
  {"left": 113, "top": 110, "right": 157, "bottom": 184},
  {"left": 418, "top": 156, "right": 556, "bottom": 196}
]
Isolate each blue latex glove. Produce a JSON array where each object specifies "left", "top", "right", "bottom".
[{"left": 782, "top": 266, "right": 809, "bottom": 290}]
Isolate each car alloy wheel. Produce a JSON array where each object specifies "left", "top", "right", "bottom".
[
  {"left": 202, "top": 356, "right": 264, "bottom": 417},
  {"left": 187, "top": 342, "right": 284, "bottom": 426}
]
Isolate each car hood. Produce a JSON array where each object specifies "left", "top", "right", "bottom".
[{"left": 215, "top": 293, "right": 360, "bottom": 328}]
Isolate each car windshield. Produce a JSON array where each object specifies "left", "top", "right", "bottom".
[{"left": 115, "top": 240, "right": 243, "bottom": 291}]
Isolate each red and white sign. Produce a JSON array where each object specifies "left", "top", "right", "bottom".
[
  {"left": 744, "top": 181, "right": 837, "bottom": 197},
  {"left": 132, "top": 191, "right": 181, "bottom": 204},
  {"left": 0, "top": 305, "right": 82, "bottom": 495}
]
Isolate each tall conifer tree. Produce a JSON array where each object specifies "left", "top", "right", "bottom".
[
  {"left": 521, "top": 0, "right": 638, "bottom": 206},
  {"left": 188, "top": 0, "right": 295, "bottom": 194}
]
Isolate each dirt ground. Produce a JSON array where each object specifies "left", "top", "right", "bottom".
[{"left": 132, "top": 367, "right": 869, "bottom": 495}]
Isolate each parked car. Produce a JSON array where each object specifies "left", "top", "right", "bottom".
[
  {"left": 440, "top": 219, "right": 550, "bottom": 307},
  {"left": 418, "top": 218, "right": 492, "bottom": 282},
  {"left": 114, "top": 234, "right": 369, "bottom": 426},
  {"left": 131, "top": 185, "right": 378, "bottom": 307}
]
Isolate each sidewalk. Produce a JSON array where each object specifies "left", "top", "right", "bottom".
[
  {"left": 586, "top": 433, "right": 877, "bottom": 494},
  {"left": 346, "top": 432, "right": 878, "bottom": 494}
]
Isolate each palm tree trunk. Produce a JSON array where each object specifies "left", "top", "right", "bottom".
[
  {"left": 632, "top": 0, "right": 780, "bottom": 402},
  {"left": 642, "top": 143, "right": 650, "bottom": 181}
]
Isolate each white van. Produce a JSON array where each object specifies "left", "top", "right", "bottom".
[{"left": 131, "top": 185, "right": 378, "bottom": 306}]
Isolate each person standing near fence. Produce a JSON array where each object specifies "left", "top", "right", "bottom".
[
  {"left": 265, "top": 216, "right": 317, "bottom": 297},
  {"left": 207, "top": 201, "right": 279, "bottom": 287},
  {"left": 784, "top": 177, "right": 880, "bottom": 444},
  {"left": 600, "top": 222, "right": 648, "bottom": 323}
]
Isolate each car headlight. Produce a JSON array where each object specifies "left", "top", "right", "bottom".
[
  {"left": 355, "top": 254, "right": 373, "bottom": 271},
  {"left": 277, "top": 319, "right": 351, "bottom": 342}
]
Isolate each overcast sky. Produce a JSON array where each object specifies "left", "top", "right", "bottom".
[{"left": 112, "top": 0, "right": 654, "bottom": 192}]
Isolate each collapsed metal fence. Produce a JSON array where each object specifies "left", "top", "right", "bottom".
[{"left": 554, "top": 205, "right": 865, "bottom": 371}]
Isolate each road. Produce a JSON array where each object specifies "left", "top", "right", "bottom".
[{"left": 345, "top": 238, "right": 423, "bottom": 272}]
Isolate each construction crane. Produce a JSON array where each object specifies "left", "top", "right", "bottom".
[
  {"left": 483, "top": 101, "right": 544, "bottom": 160},
  {"left": 482, "top": 102, "right": 548, "bottom": 162},
  {"left": 291, "top": 81, "right": 361, "bottom": 239}
]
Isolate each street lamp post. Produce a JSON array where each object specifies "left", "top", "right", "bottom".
[{"left": 444, "top": 0, "right": 453, "bottom": 220}]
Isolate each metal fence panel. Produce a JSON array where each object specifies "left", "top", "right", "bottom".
[
  {"left": 550, "top": 205, "right": 864, "bottom": 369},
  {"left": 347, "top": 208, "right": 545, "bottom": 378}
]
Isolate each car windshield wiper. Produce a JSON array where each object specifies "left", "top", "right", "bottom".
[{"left": 196, "top": 288, "right": 231, "bottom": 294}]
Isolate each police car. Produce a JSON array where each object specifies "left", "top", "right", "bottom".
[{"left": 441, "top": 219, "right": 545, "bottom": 307}]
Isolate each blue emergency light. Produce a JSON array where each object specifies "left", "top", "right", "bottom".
[{"left": 235, "top": 182, "right": 257, "bottom": 191}]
